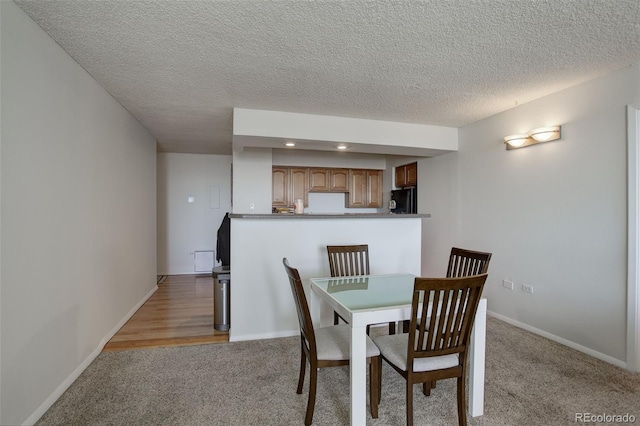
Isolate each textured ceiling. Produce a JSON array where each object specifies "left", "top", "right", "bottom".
[{"left": 15, "top": 0, "right": 640, "bottom": 155}]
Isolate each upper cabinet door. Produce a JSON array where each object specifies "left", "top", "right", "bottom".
[
  {"left": 272, "top": 167, "right": 289, "bottom": 207},
  {"left": 290, "top": 168, "right": 309, "bottom": 206},
  {"left": 405, "top": 162, "right": 418, "bottom": 186},
  {"left": 309, "top": 168, "right": 330, "bottom": 192},
  {"left": 366, "top": 170, "right": 383, "bottom": 208},
  {"left": 395, "top": 165, "right": 407, "bottom": 187},
  {"left": 395, "top": 162, "right": 417, "bottom": 188},
  {"left": 348, "top": 169, "right": 368, "bottom": 207},
  {"left": 330, "top": 169, "right": 349, "bottom": 192}
]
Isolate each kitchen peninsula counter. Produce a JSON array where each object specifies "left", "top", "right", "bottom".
[
  {"left": 230, "top": 213, "right": 430, "bottom": 219},
  {"left": 229, "top": 212, "right": 424, "bottom": 343}
]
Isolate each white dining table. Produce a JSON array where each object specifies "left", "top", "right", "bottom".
[{"left": 309, "top": 273, "right": 487, "bottom": 426}]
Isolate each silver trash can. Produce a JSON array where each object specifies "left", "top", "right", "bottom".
[{"left": 212, "top": 266, "right": 230, "bottom": 331}]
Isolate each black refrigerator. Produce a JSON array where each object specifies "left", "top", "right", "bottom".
[{"left": 390, "top": 187, "right": 417, "bottom": 214}]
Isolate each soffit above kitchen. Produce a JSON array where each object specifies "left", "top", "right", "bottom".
[
  {"left": 14, "top": 0, "right": 640, "bottom": 155},
  {"left": 233, "top": 109, "right": 457, "bottom": 157}
]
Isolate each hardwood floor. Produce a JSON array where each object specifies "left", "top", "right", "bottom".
[{"left": 103, "top": 274, "right": 229, "bottom": 351}]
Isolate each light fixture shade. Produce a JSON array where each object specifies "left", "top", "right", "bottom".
[
  {"left": 504, "top": 125, "right": 562, "bottom": 150},
  {"left": 504, "top": 134, "right": 529, "bottom": 147},
  {"left": 530, "top": 126, "right": 561, "bottom": 142}
]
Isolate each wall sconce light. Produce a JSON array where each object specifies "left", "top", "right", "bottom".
[{"left": 504, "top": 125, "right": 561, "bottom": 150}]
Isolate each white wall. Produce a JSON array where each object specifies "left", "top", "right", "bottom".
[
  {"left": 231, "top": 147, "right": 273, "bottom": 214},
  {"left": 233, "top": 108, "right": 458, "bottom": 156},
  {"left": 419, "top": 153, "right": 459, "bottom": 276},
  {"left": 1, "top": 3, "right": 157, "bottom": 425},
  {"left": 272, "top": 149, "right": 386, "bottom": 169},
  {"left": 157, "top": 153, "right": 232, "bottom": 275},
  {"left": 229, "top": 217, "right": 422, "bottom": 341},
  {"left": 422, "top": 64, "right": 640, "bottom": 365},
  {"left": 0, "top": 3, "right": 4, "bottom": 422}
]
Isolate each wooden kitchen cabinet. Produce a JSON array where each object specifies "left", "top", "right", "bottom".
[
  {"left": 395, "top": 162, "right": 417, "bottom": 188},
  {"left": 309, "top": 168, "right": 330, "bottom": 192},
  {"left": 330, "top": 169, "right": 349, "bottom": 192},
  {"left": 405, "top": 162, "right": 417, "bottom": 186},
  {"left": 309, "top": 168, "right": 349, "bottom": 192},
  {"left": 348, "top": 169, "right": 383, "bottom": 208},
  {"left": 274, "top": 166, "right": 380, "bottom": 208},
  {"left": 367, "top": 169, "right": 383, "bottom": 207},
  {"left": 272, "top": 167, "right": 289, "bottom": 206},
  {"left": 272, "top": 167, "right": 309, "bottom": 207},
  {"left": 290, "top": 168, "right": 308, "bottom": 205},
  {"left": 348, "top": 169, "right": 367, "bottom": 207}
]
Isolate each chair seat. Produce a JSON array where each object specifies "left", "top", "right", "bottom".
[
  {"left": 316, "top": 324, "right": 380, "bottom": 361},
  {"left": 373, "top": 333, "right": 458, "bottom": 372}
]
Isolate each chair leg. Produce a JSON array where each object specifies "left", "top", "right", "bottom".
[
  {"left": 377, "top": 356, "right": 382, "bottom": 404},
  {"left": 369, "top": 357, "right": 379, "bottom": 418},
  {"left": 406, "top": 379, "right": 414, "bottom": 426},
  {"left": 422, "top": 382, "right": 431, "bottom": 396},
  {"left": 456, "top": 376, "right": 467, "bottom": 426},
  {"left": 297, "top": 344, "right": 306, "bottom": 394},
  {"left": 402, "top": 320, "right": 410, "bottom": 333},
  {"left": 333, "top": 311, "right": 340, "bottom": 325},
  {"left": 389, "top": 322, "right": 396, "bottom": 334},
  {"left": 305, "top": 362, "right": 318, "bottom": 426}
]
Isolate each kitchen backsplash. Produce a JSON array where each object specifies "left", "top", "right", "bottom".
[{"left": 305, "top": 192, "right": 384, "bottom": 214}]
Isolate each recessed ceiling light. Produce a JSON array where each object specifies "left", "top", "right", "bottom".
[
  {"left": 337, "top": 145, "right": 347, "bottom": 150},
  {"left": 285, "top": 142, "right": 296, "bottom": 147}
]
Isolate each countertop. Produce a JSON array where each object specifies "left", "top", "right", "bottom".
[{"left": 229, "top": 213, "right": 431, "bottom": 219}]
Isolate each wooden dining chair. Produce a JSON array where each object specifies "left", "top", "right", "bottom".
[
  {"left": 447, "top": 247, "right": 492, "bottom": 278},
  {"left": 326, "top": 244, "right": 370, "bottom": 325},
  {"left": 417, "top": 247, "right": 492, "bottom": 392},
  {"left": 400, "top": 247, "right": 492, "bottom": 334},
  {"left": 327, "top": 244, "right": 370, "bottom": 278},
  {"left": 283, "top": 258, "right": 381, "bottom": 425},
  {"left": 373, "top": 273, "right": 488, "bottom": 426},
  {"left": 327, "top": 244, "right": 397, "bottom": 334}
]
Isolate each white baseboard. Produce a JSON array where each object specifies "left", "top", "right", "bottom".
[
  {"left": 488, "top": 311, "right": 627, "bottom": 369},
  {"left": 23, "top": 285, "right": 158, "bottom": 426},
  {"left": 230, "top": 328, "right": 298, "bottom": 342},
  {"left": 99, "top": 285, "right": 159, "bottom": 348}
]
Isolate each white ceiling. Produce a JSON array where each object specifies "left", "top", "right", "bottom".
[{"left": 15, "top": 0, "right": 640, "bottom": 155}]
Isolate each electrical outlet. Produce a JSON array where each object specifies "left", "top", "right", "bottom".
[
  {"left": 250, "top": 203, "right": 255, "bottom": 210},
  {"left": 522, "top": 284, "right": 534, "bottom": 294},
  {"left": 502, "top": 279, "right": 514, "bottom": 290}
]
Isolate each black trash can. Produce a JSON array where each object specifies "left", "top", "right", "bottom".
[{"left": 212, "top": 266, "right": 230, "bottom": 331}]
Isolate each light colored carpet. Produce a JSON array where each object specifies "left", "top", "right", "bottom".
[{"left": 36, "top": 317, "right": 640, "bottom": 425}]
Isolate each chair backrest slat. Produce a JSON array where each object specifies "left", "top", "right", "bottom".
[
  {"left": 327, "top": 244, "right": 370, "bottom": 277},
  {"left": 408, "top": 274, "right": 488, "bottom": 363}
]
